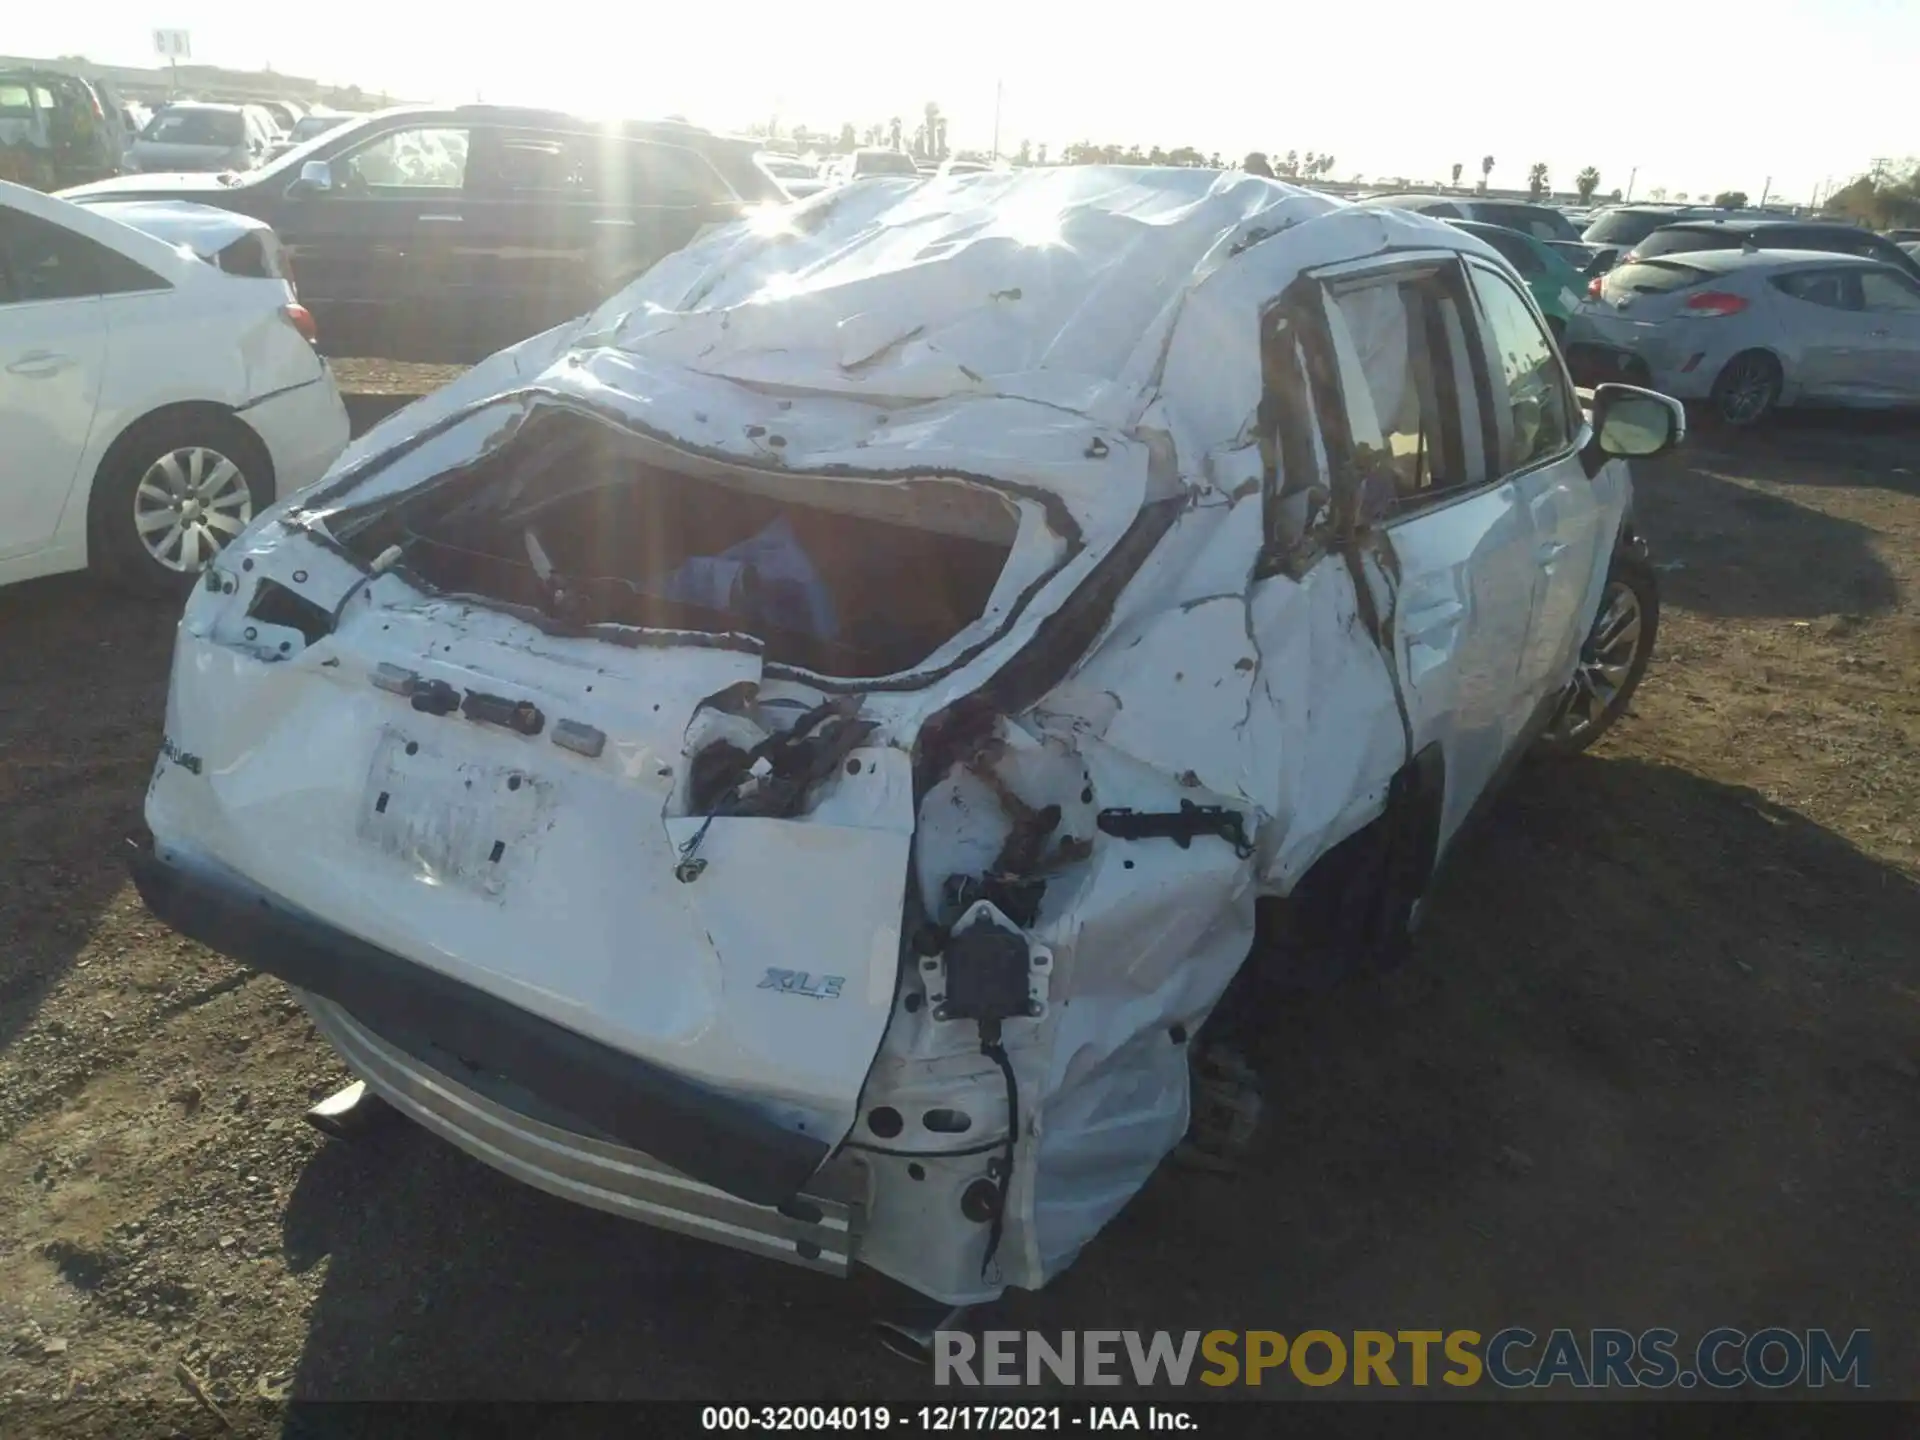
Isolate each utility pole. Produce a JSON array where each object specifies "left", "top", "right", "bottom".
[
  {"left": 1759, "top": 175, "right": 1771, "bottom": 206},
  {"left": 991, "top": 79, "right": 1002, "bottom": 162},
  {"left": 1625, "top": 166, "right": 1636, "bottom": 202}
]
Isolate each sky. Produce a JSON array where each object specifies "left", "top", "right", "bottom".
[{"left": 12, "top": 0, "right": 1918, "bottom": 203}]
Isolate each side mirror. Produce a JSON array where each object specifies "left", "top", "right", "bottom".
[
  {"left": 1583, "top": 383, "right": 1685, "bottom": 474},
  {"left": 292, "top": 159, "right": 334, "bottom": 195}
]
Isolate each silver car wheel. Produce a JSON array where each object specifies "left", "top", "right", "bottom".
[
  {"left": 133, "top": 446, "right": 253, "bottom": 573},
  {"left": 1546, "top": 580, "right": 1643, "bottom": 745}
]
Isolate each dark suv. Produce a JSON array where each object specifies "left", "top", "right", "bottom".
[
  {"left": 1628, "top": 219, "right": 1920, "bottom": 283},
  {"left": 61, "top": 104, "right": 784, "bottom": 361}
]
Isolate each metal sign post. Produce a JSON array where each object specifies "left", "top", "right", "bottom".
[{"left": 153, "top": 29, "right": 191, "bottom": 98}]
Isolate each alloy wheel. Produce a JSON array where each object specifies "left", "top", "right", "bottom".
[
  {"left": 1545, "top": 580, "right": 1644, "bottom": 746},
  {"left": 133, "top": 446, "right": 253, "bottom": 573},
  {"left": 1717, "top": 357, "right": 1777, "bottom": 425}
]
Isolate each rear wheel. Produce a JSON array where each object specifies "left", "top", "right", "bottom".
[
  {"left": 89, "top": 411, "right": 274, "bottom": 596},
  {"left": 1536, "top": 554, "right": 1659, "bottom": 755},
  {"left": 1709, "top": 350, "right": 1781, "bottom": 428}
]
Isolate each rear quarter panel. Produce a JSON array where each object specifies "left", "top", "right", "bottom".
[{"left": 57, "top": 268, "right": 326, "bottom": 563}]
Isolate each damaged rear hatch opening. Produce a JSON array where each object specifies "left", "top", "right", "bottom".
[{"left": 134, "top": 309, "right": 1168, "bottom": 1294}]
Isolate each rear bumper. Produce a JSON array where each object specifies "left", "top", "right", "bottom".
[
  {"left": 125, "top": 836, "right": 831, "bottom": 1207},
  {"left": 298, "top": 991, "right": 865, "bottom": 1276}
]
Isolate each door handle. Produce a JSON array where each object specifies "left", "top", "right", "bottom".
[
  {"left": 5, "top": 350, "right": 71, "bottom": 378},
  {"left": 1869, "top": 328, "right": 1891, "bottom": 339},
  {"left": 591, "top": 218, "right": 637, "bottom": 228},
  {"left": 417, "top": 213, "right": 463, "bottom": 223},
  {"left": 1535, "top": 540, "right": 1570, "bottom": 565}
]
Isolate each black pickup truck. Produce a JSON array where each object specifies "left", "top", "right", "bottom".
[{"left": 62, "top": 104, "right": 783, "bottom": 361}]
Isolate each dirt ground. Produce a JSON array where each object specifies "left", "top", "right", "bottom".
[{"left": 1, "top": 368, "right": 1915, "bottom": 1404}]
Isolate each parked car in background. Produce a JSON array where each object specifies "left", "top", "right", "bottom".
[
  {"left": 0, "top": 179, "right": 348, "bottom": 592},
  {"left": 267, "top": 110, "right": 354, "bottom": 162},
  {"left": 1878, "top": 228, "right": 1920, "bottom": 244},
  {"left": 1445, "top": 218, "right": 1592, "bottom": 344},
  {"left": 1627, "top": 219, "right": 1920, "bottom": 283},
  {"left": 126, "top": 102, "right": 276, "bottom": 174},
  {"left": 64, "top": 105, "right": 787, "bottom": 362},
  {"left": 1580, "top": 204, "right": 1796, "bottom": 273},
  {"left": 1902, "top": 241, "right": 1920, "bottom": 263},
  {"left": 1359, "top": 192, "right": 1584, "bottom": 243},
  {"left": 828, "top": 147, "right": 922, "bottom": 182},
  {"left": 936, "top": 157, "right": 992, "bottom": 177},
  {"left": 128, "top": 170, "right": 1682, "bottom": 1309},
  {"left": 1579, "top": 249, "right": 1920, "bottom": 425},
  {"left": 0, "top": 69, "right": 123, "bottom": 189},
  {"left": 756, "top": 152, "right": 827, "bottom": 200},
  {"left": 258, "top": 100, "right": 305, "bottom": 133}
]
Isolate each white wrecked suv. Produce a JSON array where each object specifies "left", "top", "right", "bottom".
[{"left": 130, "top": 168, "right": 1682, "bottom": 1308}]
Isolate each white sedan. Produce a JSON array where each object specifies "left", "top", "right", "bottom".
[{"left": 0, "top": 180, "right": 349, "bottom": 593}]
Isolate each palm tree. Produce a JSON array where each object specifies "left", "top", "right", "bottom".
[
  {"left": 1316, "top": 154, "right": 1336, "bottom": 178},
  {"left": 1451, "top": 161, "right": 1463, "bottom": 188},
  {"left": 1480, "top": 154, "right": 1495, "bottom": 192},
  {"left": 924, "top": 102, "right": 942, "bottom": 161},
  {"left": 1283, "top": 149, "right": 1299, "bottom": 178},
  {"left": 1575, "top": 166, "right": 1601, "bottom": 202}
]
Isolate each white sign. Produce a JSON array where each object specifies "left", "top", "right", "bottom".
[{"left": 153, "top": 29, "right": 192, "bottom": 60}]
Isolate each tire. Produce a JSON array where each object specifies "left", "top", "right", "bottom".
[
  {"left": 1708, "top": 349, "right": 1781, "bottom": 428},
  {"left": 88, "top": 410, "right": 275, "bottom": 597},
  {"left": 1536, "top": 553, "right": 1660, "bottom": 756}
]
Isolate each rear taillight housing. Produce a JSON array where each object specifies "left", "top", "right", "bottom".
[
  {"left": 1588, "top": 275, "right": 1605, "bottom": 298},
  {"left": 1683, "top": 291, "right": 1748, "bottom": 317},
  {"left": 283, "top": 302, "right": 318, "bottom": 344}
]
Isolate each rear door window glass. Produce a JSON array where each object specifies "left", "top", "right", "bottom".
[{"left": 1318, "top": 267, "right": 1481, "bottom": 507}]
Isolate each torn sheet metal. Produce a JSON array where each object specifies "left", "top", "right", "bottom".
[{"left": 140, "top": 167, "right": 1589, "bottom": 1306}]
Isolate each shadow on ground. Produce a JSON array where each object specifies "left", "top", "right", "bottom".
[
  {"left": 1636, "top": 450, "right": 1901, "bottom": 620},
  {"left": 276, "top": 754, "right": 1920, "bottom": 1400},
  {"left": 0, "top": 574, "right": 175, "bottom": 1060}
]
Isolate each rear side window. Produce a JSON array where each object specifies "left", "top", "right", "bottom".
[
  {"left": 1770, "top": 270, "right": 1860, "bottom": 310},
  {"left": 143, "top": 109, "right": 245, "bottom": 147},
  {"left": 1410, "top": 200, "right": 1462, "bottom": 218},
  {"left": 1477, "top": 228, "right": 1545, "bottom": 278},
  {"left": 1476, "top": 203, "right": 1574, "bottom": 242},
  {"left": 0, "top": 82, "right": 34, "bottom": 118},
  {"left": 1607, "top": 261, "right": 1712, "bottom": 294},
  {"left": 1583, "top": 210, "right": 1675, "bottom": 246},
  {"left": 1634, "top": 229, "right": 1729, "bottom": 258},
  {"left": 0, "top": 208, "right": 166, "bottom": 304},
  {"left": 627, "top": 140, "right": 735, "bottom": 203}
]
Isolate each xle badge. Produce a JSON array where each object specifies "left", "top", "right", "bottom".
[{"left": 759, "top": 968, "right": 846, "bottom": 1000}]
